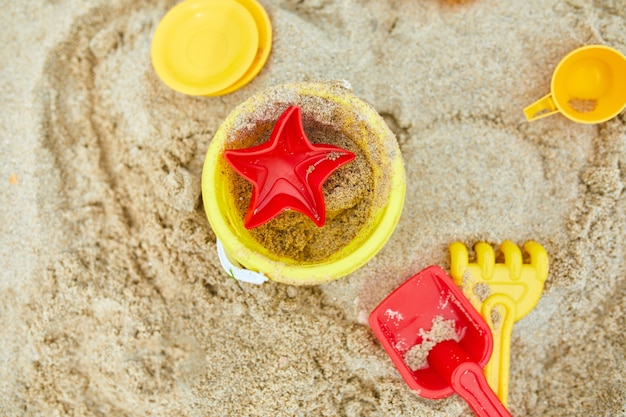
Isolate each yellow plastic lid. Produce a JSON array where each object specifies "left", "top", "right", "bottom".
[
  {"left": 151, "top": 0, "right": 260, "bottom": 96},
  {"left": 208, "top": 0, "right": 272, "bottom": 96}
]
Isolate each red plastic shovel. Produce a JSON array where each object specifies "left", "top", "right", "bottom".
[{"left": 369, "top": 266, "right": 512, "bottom": 417}]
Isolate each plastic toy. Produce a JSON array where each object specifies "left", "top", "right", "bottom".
[
  {"left": 202, "top": 82, "right": 406, "bottom": 285},
  {"left": 369, "top": 266, "right": 511, "bottom": 417},
  {"left": 151, "top": 0, "right": 272, "bottom": 96},
  {"left": 449, "top": 241, "right": 548, "bottom": 406},
  {"left": 224, "top": 106, "right": 355, "bottom": 229},
  {"left": 524, "top": 45, "right": 626, "bottom": 124},
  {"left": 217, "top": 240, "right": 267, "bottom": 284},
  {"left": 214, "top": 0, "right": 272, "bottom": 95}
]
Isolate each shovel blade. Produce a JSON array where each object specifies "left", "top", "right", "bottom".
[{"left": 369, "top": 266, "right": 493, "bottom": 398}]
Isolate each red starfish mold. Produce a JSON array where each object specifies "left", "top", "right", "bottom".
[{"left": 224, "top": 106, "right": 356, "bottom": 229}]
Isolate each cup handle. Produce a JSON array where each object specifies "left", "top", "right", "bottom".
[{"left": 524, "top": 93, "right": 559, "bottom": 121}]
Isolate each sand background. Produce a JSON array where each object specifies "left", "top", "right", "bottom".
[{"left": 1, "top": 0, "right": 625, "bottom": 415}]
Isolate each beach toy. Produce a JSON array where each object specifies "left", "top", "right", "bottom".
[
  {"left": 202, "top": 82, "right": 406, "bottom": 285},
  {"left": 524, "top": 45, "right": 626, "bottom": 124},
  {"left": 449, "top": 241, "right": 548, "bottom": 407},
  {"left": 151, "top": 0, "right": 272, "bottom": 96},
  {"left": 224, "top": 106, "right": 356, "bottom": 229},
  {"left": 369, "top": 266, "right": 511, "bottom": 417}
]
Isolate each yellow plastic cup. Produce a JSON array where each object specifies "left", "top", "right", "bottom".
[
  {"left": 202, "top": 82, "right": 406, "bottom": 285},
  {"left": 524, "top": 45, "right": 626, "bottom": 124},
  {"left": 151, "top": 0, "right": 272, "bottom": 96}
]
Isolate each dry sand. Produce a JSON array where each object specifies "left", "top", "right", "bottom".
[{"left": 1, "top": 0, "right": 626, "bottom": 416}]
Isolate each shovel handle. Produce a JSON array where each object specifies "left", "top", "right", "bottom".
[
  {"left": 453, "top": 361, "right": 512, "bottom": 417},
  {"left": 429, "top": 341, "right": 511, "bottom": 417}
]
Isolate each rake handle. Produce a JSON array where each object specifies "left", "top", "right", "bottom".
[{"left": 482, "top": 296, "right": 516, "bottom": 407}]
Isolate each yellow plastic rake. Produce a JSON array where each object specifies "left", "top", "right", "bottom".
[{"left": 449, "top": 240, "right": 549, "bottom": 407}]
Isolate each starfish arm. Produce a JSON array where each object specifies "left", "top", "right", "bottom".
[
  {"left": 245, "top": 182, "right": 324, "bottom": 228},
  {"left": 279, "top": 106, "right": 313, "bottom": 155},
  {"left": 295, "top": 146, "right": 356, "bottom": 206},
  {"left": 223, "top": 151, "right": 269, "bottom": 185},
  {"left": 223, "top": 152, "right": 271, "bottom": 224}
]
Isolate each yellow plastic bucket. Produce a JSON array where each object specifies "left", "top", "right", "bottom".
[
  {"left": 524, "top": 45, "right": 626, "bottom": 124},
  {"left": 202, "top": 82, "right": 406, "bottom": 285}
]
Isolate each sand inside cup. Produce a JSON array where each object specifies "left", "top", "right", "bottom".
[
  {"left": 226, "top": 118, "right": 375, "bottom": 262},
  {"left": 568, "top": 98, "right": 597, "bottom": 113}
]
